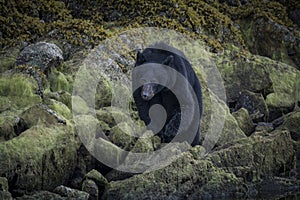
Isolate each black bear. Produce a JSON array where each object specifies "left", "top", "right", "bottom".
[{"left": 132, "top": 42, "right": 202, "bottom": 147}]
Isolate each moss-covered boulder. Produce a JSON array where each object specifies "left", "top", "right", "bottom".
[
  {"left": 266, "top": 61, "right": 298, "bottom": 120},
  {"left": 232, "top": 108, "right": 254, "bottom": 136},
  {"left": 72, "top": 96, "right": 90, "bottom": 115},
  {"left": 240, "top": 16, "right": 300, "bottom": 68},
  {"left": 0, "top": 177, "right": 12, "bottom": 200},
  {"left": 82, "top": 179, "right": 98, "bottom": 200},
  {"left": 47, "top": 99, "right": 72, "bottom": 120},
  {"left": 200, "top": 87, "right": 246, "bottom": 148},
  {"left": 279, "top": 111, "right": 300, "bottom": 141},
  {"left": 102, "top": 130, "right": 296, "bottom": 199},
  {"left": 84, "top": 169, "right": 108, "bottom": 192},
  {"left": 15, "top": 42, "right": 63, "bottom": 74},
  {"left": 53, "top": 185, "right": 89, "bottom": 200},
  {"left": 46, "top": 91, "right": 72, "bottom": 110},
  {"left": 15, "top": 191, "right": 64, "bottom": 200},
  {"left": 215, "top": 51, "right": 273, "bottom": 104},
  {"left": 96, "top": 107, "right": 131, "bottom": 128},
  {"left": 216, "top": 48, "right": 298, "bottom": 121},
  {"left": 109, "top": 122, "right": 134, "bottom": 150},
  {"left": 95, "top": 78, "right": 113, "bottom": 109},
  {"left": 0, "top": 73, "right": 41, "bottom": 111},
  {"left": 49, "top": 70, "right": 70, "bottom": 93},
  {"left": 0, "top": 116, "right": 16, "bottom": 141},
  {"left": 0, "top": 46, "right": 20, "bottom": 73},
  {"left": 235, "top": 90, "right": 269, "bottom": 122},
  {"left": 0, "top": 124, "right": 78, "bottom": 193},
  {"left": 18, "top": 104, "right": 63, "bottom": 128}
]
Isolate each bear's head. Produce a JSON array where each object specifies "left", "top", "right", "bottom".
[{"left": 133, "top": 50, "right": 175, "bottom": 101}]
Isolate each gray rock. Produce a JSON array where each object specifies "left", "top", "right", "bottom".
[
  {"left": 54, "top": 185, "right": 89, "bottom": 200},
  {"left": 16, "top": 42, "right": 63, "bottom": 73},
  {"left": 289, "top": 9, "right": 300, "bottom": 28},
  {"left": 84, "top": 169, "right": 108, "bottom": 192},
  {"left": 255, "top": 122, "right": 274, "bottom": 133},
  {"left": 16, "top": 191, "right": 64, "bottom": 200},
  {"left": 82, "top": 179, "right": 98, "bottom": 200},
  {"left": 236, "top": 90, "right": 268, "bottom": 122}
]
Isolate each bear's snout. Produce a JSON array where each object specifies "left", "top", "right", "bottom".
[{"left": 142, "top": 84, "right": 155, "bottom": 100}]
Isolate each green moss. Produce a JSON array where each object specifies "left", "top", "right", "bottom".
[
  {"left": 0, "top": 177, "right": 9, "bottom": 191},
  {"left": 85, "top": 169, "right": 108, "bottom": 189},
  {"left": 110, "top": 122, "right": 134, "bottom": 149},
  {"left": 49, "top": 70, "right": 70, "bottom": 92},
  {"left": 72, "top": 95, "right": 90, "bottom": 115},
  {"left": 0, "top": 74, "right": 41, "bottom": 111},
  {"left": 47, "top": 99, "right": 72, "bottom": 119},
  {"left": 0, "top": 116, "right": 15, "bottom": 142},
  {"left": 0, "top": 74, "right": 37, "bottom": 96},
  {"left": 0, "top": 57, "right": 16, "bottom": 73},
  {"left": 96, "top": 107, "right": 130, "bottom": 128},
  {"left": 266, "top": 93, "right": 294, "bottom": 110},
  {"left": 0, "top": 124, "right": 77, "bottom": 191}
]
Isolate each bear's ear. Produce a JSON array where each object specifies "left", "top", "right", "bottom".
[
  {"left": 162, "top": 55, "right": 174, "bottom": 66},
  {"left": 136, "top": 51, "right": 145, "bottom": 64}
]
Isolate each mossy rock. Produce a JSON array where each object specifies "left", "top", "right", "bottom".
[
  {"left": 84, "top": 169, "right": 108, "bottom": 190},
  {"left": 200, "top": 87, "right": 246, "bottom": 148},
  {"left": 0, "top": 191, "right": 12, "bottom": 200},
  {"left": 131, "top": 131, "right": 154, "bottom": 153},
  {"left": 0, "top": 116, "right": 16, "bottom": 142},
  {"left": 81, "top": 179, "right": 98, "bottom": 200},
  {"left": 0, "top": 74, "right": 37, "bottom": 97},
  {"left": 215, "top": 51, "right": 273, "bottom": 103},
  {"left": 239, "top": 16, "right": 299, "bottom": 67},
  {"left": 103, "top": 130, "right": 295, "bottom": 199},
  {"left": 45, "top": 91, "right": 72, "bottom": 110},
  {"left": 232, "top": 108, "right": 254, "bottom": 136},
  {"left": 236, "top": 90, "right": 269, "bottom": 122},
  {"left": 72, "top": 96, "right": 90, "bottom": 115},
  {"left": 0, "top": 74, "right": 41, "bottom": 111},
  {"left": 265, "top": 60, "right": 297, "bottom": 119},
  {"left": 15, "top": 191, "right": 64, "bottom": 200},
  {"left": 49, "top": 70, "right": 70, "bottom": 93},
  {"left": 103, "top": 151, "right": 242, "bottom": 199},
  {"left": 266, "top": 93, "right": 295, "bottom": 119},
  {"left": 0, "top": 177, "right": 8, "bottom": 191},
  {"left": 279, "top": 111, "right": 300, "bottom": 140},
  {"left": 53, "top": 185, "right": 89, "bottom": 199},
  {"left": 96, "top": 107, "right": 131, "bottom": 128},
  {"left": 19, "top": 104, "right": 61, "bottom": 128},
  {"left": 0, "top": 46, "right": 20, "bottom": 73},
  {"left": 0, "top": 124, "right": 77, "bottom": 192},
  {"left": 95, "top": 78, "right": 113, "bottom": 109},
  {"left": 109, "top": 122, "right": 134, "bottom": 150},
  {"left": 47, "top": 99, "right": 72, "bottom": 119}
]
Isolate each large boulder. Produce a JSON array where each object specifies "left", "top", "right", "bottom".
[
  {"left": 239, "top": 16, "right": 300, "bottom": 68},
  {"left": 0, "top": 124, "right": 78, "bottom": 194},
  {"left": 216, "top": 49, "right": 298, "bottom": 121},
  {"left": 15, "top": 42, "right": 63, "bottom": 74}
]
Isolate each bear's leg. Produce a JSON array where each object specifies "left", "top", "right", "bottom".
[
  {"left": 163, "top": 111, "right": 200, "bottom": 146},
  {"left": 162, "top": 111, "right": 181, "bottom": 143},
  {"left": 191, "top": 128, "right": 200, "bottom": 147}
]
